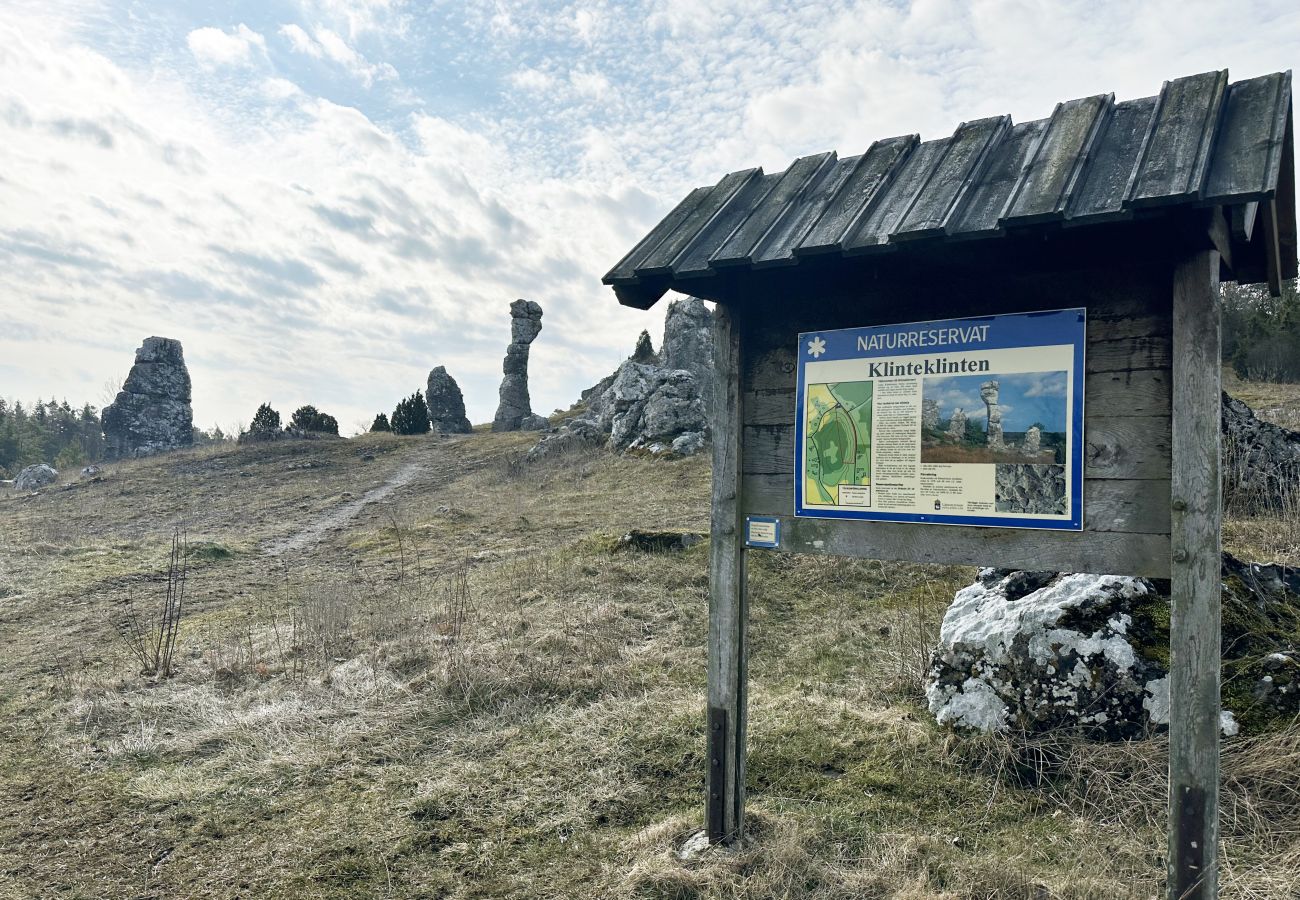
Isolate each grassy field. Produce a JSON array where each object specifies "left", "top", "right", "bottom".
[{"left": 1, "top": 420, "right": 1298, "bottom": 899}]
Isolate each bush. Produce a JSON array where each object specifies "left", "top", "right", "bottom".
[
  {"left": 289, "top": 405, "right": 339, "bottom": 435},
  {"left": 370, "top": 413, "right": 391, "bottom": 432},
  {"left": 391, "top": 393, "right": 431, "bottom": 436},
  {"left": 249, "top": 403, "right": 280, "bottom": 436}
]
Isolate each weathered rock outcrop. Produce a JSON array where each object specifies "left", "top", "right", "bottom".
[
  {"left": 945, "top": 407, "right": 966, "bottom": 441},
  {"left": 1222, "top": 391, "right": 1300, "bottom": 512},
  {"left": 425, "top": 366, "right": 472, "bottom": 434},
  {"left": 526, "top": 297, "right": 712, "bottom": 461},
  {"left": 492, "top": 300, "right": 545, "bottom": 432},
  {"left": 926, "top": 554, "right": 1299, "bottom": 738},
  {"left": 995, "top": 463, "right": 1067, "bottom": 514},
  {"left": 14, "top": 464, "right": 58, "bottom": 491},
  {"left": 102, "top": 337, "right": 193, "bottom": 460},
  {"left": 922, "top": 398, "right": 940, "bottom": 431}
]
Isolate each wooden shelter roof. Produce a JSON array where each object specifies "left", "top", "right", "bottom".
[{"left": 605, "top": 70, "right": 1296, "bottom": 308}]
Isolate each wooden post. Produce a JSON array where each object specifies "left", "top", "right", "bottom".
[
  {"left": 1168, "top": 248, "right": 1222, "bottom": 900},
  {"left": 707, "top": 302, "right": 748, "bottom": 844}
]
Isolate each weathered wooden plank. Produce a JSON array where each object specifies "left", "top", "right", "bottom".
[
  {"left": 746, "top": 355, "right": 1169, "bottom": 417},
  {"left": 1086, "top": 336, "right": 1171, "bottom": 372},
  {"left": 741, "top": 512, "right": 1170, "bottom": 578},
  {"left": 1230, "top": 202, "right": 1259, "bottom": 242},
  {"left": 743, "top": 472, "right": 1169, "bottom": 535},
  {"left": 1066, "top": 96, "right": 1160, "bottom": 223},
  {"left": 1003, "top": 95, "right": 1111, "bottom": 225},
  {"left": 744, "top": 415, "right": 1168, "bottom": 481},
  {"left": 948, "top": 119, "right": 1050, "bottom": 239},
  {"left": 1203, "top": 71, "right": 1291, "bottom": 203},
  {"left": 743, "top": 390, "right": 795, "bottom": 426},
  {"left": 635, "top": 169, "right": 760, "bottom": 277},
  {"left": 603, "top": 186, "right": 710, "bottom": 284},
  {"left": 709, "top": 154, "right": 835, "bottom": 269},
  {"left": 796, "top": 136, "right": 917, "bottom": 255},
  {"left": 707, "top": 304, "right": 748, "bottom": 845},
  {"left": 843, "top": 138, "right": 951, "bottom": 254},
  {"left": 752, "top": 154, "right": 861, "bottom": 267},
  {"left": 673, "top": 173, "right": 782, "bottom": 278},
  {"left": 743, "top": 397, "right": 1170, "bottom": 480},
  {"left": 1129, "top": 70, "right": 1228, "bottom": 208},
  {"left": 892, "top": 117, "right": 1010, "bottom": 240},
  {"left": 1168, "top": 249, "right": 1222, "bottom": 900}
]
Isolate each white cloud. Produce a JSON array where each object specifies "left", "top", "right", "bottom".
[
  {"left": 278, "top": 22, "right": 397, "bottom": 87},
  {"left": 186, "top": 24, "right": 266, "bottom": 68}
]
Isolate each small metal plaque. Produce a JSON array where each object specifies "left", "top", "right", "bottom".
[{"left": 745, "top": 516, "right": 781, "bottom": 549}]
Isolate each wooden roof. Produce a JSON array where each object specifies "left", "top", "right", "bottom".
[{"left": 605, "top": 70, "right": 1296, "bottom": 308}]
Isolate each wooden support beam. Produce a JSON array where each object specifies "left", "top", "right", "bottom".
[
  {"left": 706, "top": 303, "right": 748, "bottom": 844},
  {"left": 1168, "top": 248, "right": 1222, "bottom": 900}
]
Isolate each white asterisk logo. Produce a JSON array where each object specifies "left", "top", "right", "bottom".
[{"left": 807, "top": 336, "right": 826, "bottom": 358}]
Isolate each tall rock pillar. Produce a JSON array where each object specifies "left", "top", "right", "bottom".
[
  {"left": 102, "top": 336, "right": 194, "bottom": 459},
  {"left": 981, "top": 380, "right": 1004, "bottom": 448},
  {"left": 492, "top": 299, "right": 546, "bottom": 432}
]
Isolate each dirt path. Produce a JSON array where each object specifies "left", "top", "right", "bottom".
[{"left": 261, "top": 442, "right": 461, "bottom": 556}]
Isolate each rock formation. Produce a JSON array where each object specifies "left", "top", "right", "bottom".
[
  {"left": 945, "top": 407, "right": 966, "bottom": 441},
  {"left": 14, "top": 464, "right": 58, "bottom": 491},
  {"left": 492, "top": 299, "right": 547, "bottom": 432},
  {"left": 526, "top": 297, "right": 713, "bottom": 461},
  {"left": 102, "top": 337, "right": 193, "bottom": 460},
  {"left": 980, "top": 380, "right": 1004, "bottom": 448},
  {"left": 922, "top": 398, "right": 940, "bottom": 431},
  {"left": 1022, "top": 425, "right": 1042, "bottom": 453},
  {"left": 425, "top": 366, "right": 472, "bottom": 434},
  {"left": 658, "top": 297, "right": 714, "bottom": 417},
  {"left": 926, "top": 554, "right": 1299, "bottom": 738},
  {"left": 1222, "top": 391, "right": 1300, "bottom": 512}
]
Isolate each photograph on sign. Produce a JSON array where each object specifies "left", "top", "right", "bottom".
[{"left": 796, "top": 309, "right": 1085, "bottom": 530}]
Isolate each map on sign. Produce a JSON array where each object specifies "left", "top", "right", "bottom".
[{"left": 804, "top": 382, "right": 873, "bottom": 507}]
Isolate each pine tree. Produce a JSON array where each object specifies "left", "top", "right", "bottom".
[
  {"left": 370, "top": 413, "right": 391, "bottom": 432},
  {"left": 391, "top": 393, "right": 430, "bottom": 435},
  {"left": 249, "top": 403, "right": 281, "bottom": 438},
  {"left": 290, "top": 405, "right": 339, "bottom": 435}
]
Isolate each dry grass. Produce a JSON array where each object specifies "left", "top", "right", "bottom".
[{"left": 1, "top": 427, "right": 1298, "bottom": 898}]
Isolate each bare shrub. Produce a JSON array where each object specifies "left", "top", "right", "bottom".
[{"left": 110, "top": 527, "right": 187, "bottom": 677}]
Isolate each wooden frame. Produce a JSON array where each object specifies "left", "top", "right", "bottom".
[{"left": 702, "top": 220, "right": 1226, "bottom": 899}]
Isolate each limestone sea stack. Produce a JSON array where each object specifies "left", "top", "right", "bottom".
[
  {"left": 492, "top": 299, "right": 548, "bottom": 432},
  {"left": 425, "top": 366, "right": 472, "bottom": 434},
  {"left": 102, "top": 336, "right": 193, "bottom": 459}
]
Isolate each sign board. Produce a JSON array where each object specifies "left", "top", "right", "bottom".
[{"left": 795, "top": 308, "right": 1085, "bottom": 530}]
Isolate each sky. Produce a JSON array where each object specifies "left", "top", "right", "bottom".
[
  {"left": 925, "top": 371, "right": 1068, "bottom": 433},
  {"left": 1, "top": 1, "right": 1298, "bottom": 433}
]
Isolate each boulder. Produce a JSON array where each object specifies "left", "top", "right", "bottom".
[
  {"left": 1222, "top": 391, "right": 1300, "bottom": 512},
  {"left": 492, "top": 300, "right": 544, "bottom": 432},
  {"left": 926, "top": 553, "right": 1299, "bottom": 738},
  {"left": 425, "top": 366, "right": 472, "bottom": 434},
  {"left": 102, "top": 337, "right": 193, "bottom": 459},
  {"left": 14, "top": 464, "right": 58, "bottom": 491}
]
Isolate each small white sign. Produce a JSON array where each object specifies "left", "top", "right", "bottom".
[{"left": 745, "top": 517, "right": 780, "bottom": 549}]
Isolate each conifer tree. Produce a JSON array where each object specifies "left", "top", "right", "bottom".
[
  {"left": 249, "top": 403, "right": 281, "bottom": 437},
  {"left": 370, "top": 413, "right": 391, "bottom": 432},
  {"left": 290, "top": 405, "right": 339, "bottom": 435},
  {"left": 391, "top": 393, "right": 430, "bottom": 435}
]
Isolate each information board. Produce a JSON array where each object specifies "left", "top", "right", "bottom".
[{"left": 795, "top": 308, "right": 1085, "bottom": 530}]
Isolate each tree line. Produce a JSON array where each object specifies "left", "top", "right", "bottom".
[{"left": 1222, "top": 277, "right": 1300, "bottom": 382}]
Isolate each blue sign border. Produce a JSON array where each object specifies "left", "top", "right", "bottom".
[{"left": 795, "top": 308, "right": 1085, "bottom": 531}]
